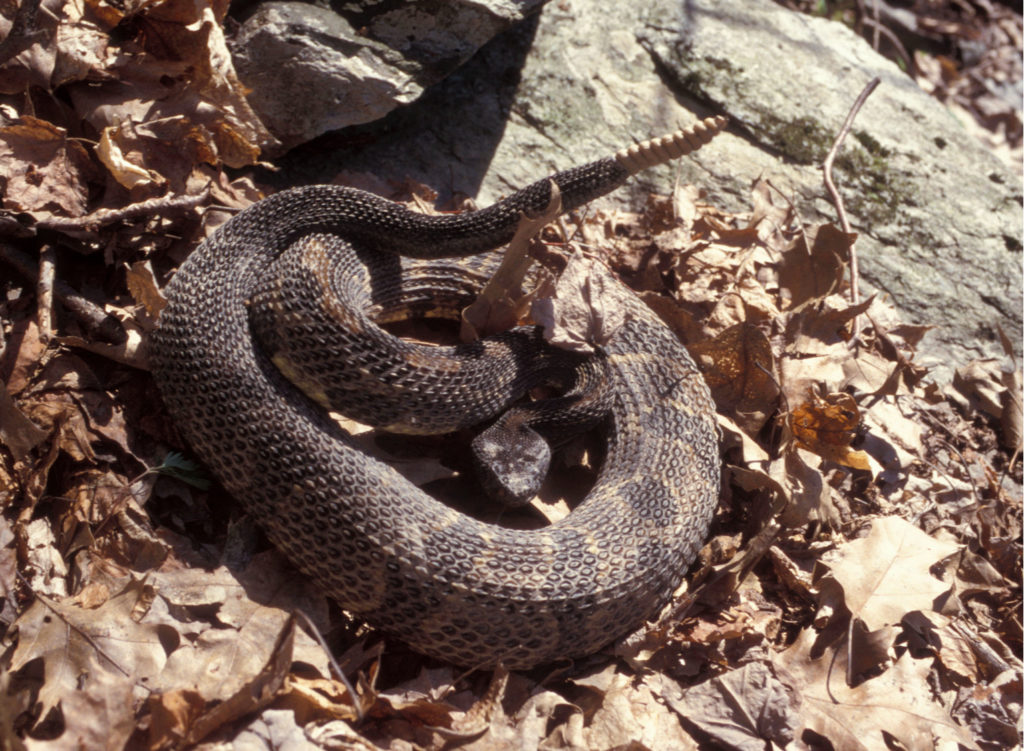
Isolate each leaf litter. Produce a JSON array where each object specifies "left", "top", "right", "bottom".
[{"left": 0, "top": 1, "right": 1022, "bottom": 748}]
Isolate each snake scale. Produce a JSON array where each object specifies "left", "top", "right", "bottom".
[{"left": 150, "top": 119, "right": 724, "bottom": 669}]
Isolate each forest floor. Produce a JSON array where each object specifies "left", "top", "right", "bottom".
[{"left": 0, "top": 0, "right": 1020, "bottom": 749}]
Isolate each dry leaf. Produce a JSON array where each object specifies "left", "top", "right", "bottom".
[
  {"left": 97, "top": 124, "right": 166, "bottom": 190},
  {"left": 0, "top": 116, "right": 95, "bottom": 216},
  {"left": 125, "top": 260, "right": 168, "bottom": 319},
  {"left": 658, "top": 661, "right": 801, "bottom": 750},
  {"left": 769, "top": 446, "right": 839, "bottom": 529},
  {"left": 531, "top": 251, "right": 632, "bottom": 353},
  {"left": 779, "top": 627, "right": 980, "bottom": 750},
  {"left": 0, "top": 385, "right": 48, "bottom": 461},
  {"left": 571, "top": 664, "right": 698, "bottom": 750},
  {"left": 815, "top": 516, "right": 961, "bottom": 633},
  {"left": 778, "top": 224, "right": 853, "bottom": 310},
  {"left": 790, "top": 392, "right": 872, "bottom": 471},
  {"left": 689, "top": 322, "right": 778, "bottom": 431},
  {"left": 9, "top": 579, "right": 164, "bottom": 727}
]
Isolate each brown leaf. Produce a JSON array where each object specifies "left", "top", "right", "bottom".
[
  {"left": 815, "top": 516, "right": 961, "bottom": 633},
  {"left": 0, "top": 384, "right": 48, "bottom": 461},
  {"left": 149, "top": 556, "right": 331, "bottom": 700},
  {"left": 279, "top": 674, "right": 362, "bottom": 725},
  {"left": 125, "top": 260, "right": 168, "bottom": 319},
  {"left": 769, "top": 447, "right": 839, "bottom": 529},
  {"left": 954, "top": 359, "right": 1006, "bottom": 419},
  {"left": 570, "top": 664, "right": 698, "bottom": 750},
  {"left": 532, "top": 251, "right": 632, "bottom": 354},
  {"left": 748, "top": 177, "right": 796, "bottom": 254},
  {"left": 777, "top": 628, "right": 980, "bottom": 750},
  {"left": 0, "top": 0, "right": 62, "bottom": 93},
  {"left": 96, "top": 124, "right": 167, "bottom": 191},
  {"left": 790, "top": 392, "right": 872, "bottom": 471},
  {"left": 20, "top": 517, "right": 69, "bottom": 598},
  {"left": 0, "top": 116, "right": 95, "bottom": 216},
  {"left": 9, "top": 578, "right": 165, "bottom": 727},
  {"left": 177, "top": 614, "right": 296, "bottom": 746},
  {"left": 689, "top": 323, "right": 778, "bottom": 431},
  {"left": 377, "top": 666, "right": 464, "bottom": 728},
  {"left": 0, "top": 318, "right": 47, "bottom": 395},
  {"left": 146, "top": 689, "right": 205, "bottom": 750},
  {"left": 903, "top": 611, "right": 984, "bottom": 684},
  {"left": 67, "top": 0, "right": 275, "bottom": 171},
  {"left": 777, "top": 297, "right": 868, "bottom": 406},
  {"left": 778, "top": 224, "right": 853, "bottom": 310},
  {"left": 40, "top": 658, "right": 136, "bottom": 751},
  {"left": 657, "top": 660, "right": 801, "bottom": 749}
]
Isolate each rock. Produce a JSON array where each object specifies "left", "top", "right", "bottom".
[
  {"left": 256, "top": 0, "right": 1023, "bottom": 380},
  {"left": 229, "top": 0, "right": 546, "bottom": 152}
]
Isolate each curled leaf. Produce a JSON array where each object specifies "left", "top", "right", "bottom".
[{"left": 790, "top": 392, "right": 871, "bottom": 471}]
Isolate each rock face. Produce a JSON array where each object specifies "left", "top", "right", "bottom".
[
  {"left": 229, "top": 0, "right": 546, "bottom": 152},
  {"left": 235, "top": 0, "right": 1023, "bottom": 379}
]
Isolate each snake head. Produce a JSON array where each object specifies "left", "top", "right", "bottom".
[{"left": 471, "top": 415, "right": 552, "bottom": 509}]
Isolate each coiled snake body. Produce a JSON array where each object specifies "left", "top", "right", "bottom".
[{"left": 151, "top": 123, "right": 723, "bottom": 669}]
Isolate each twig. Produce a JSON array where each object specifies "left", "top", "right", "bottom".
[
  {"left": 822, "top": 76, "right": 881, "bottom": 315},
  {"left": 861, "top": 17, "right": 915, "bottom": 76},
  {"left": 34, "top": 187, "right": 211, "bottom": 235},
  {"left": 871, "top": 0, "right": 881, "bottom": 50},
  {"left": 37, "top": 244, "right": 55, "bottom": 340},
  {"left": 293, "top": 609, "right": 366, "bottom": 723},
  {"left": 0, "top": 242, "right": 127, "bottom": 343}
]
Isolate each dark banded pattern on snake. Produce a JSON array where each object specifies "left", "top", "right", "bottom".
[{"left": 150, "top": 121, "right": 724, "bottom": 668}]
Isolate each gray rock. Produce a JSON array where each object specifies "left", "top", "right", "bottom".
[
  {"left": 260, "top": 0, "right": 1023, "bottom": 381},
  {"left": 229, "top": 0, "right": 546, "bottom": 152}
]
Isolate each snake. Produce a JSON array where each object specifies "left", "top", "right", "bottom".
[{"left": 149, "top": 118, "right": 725, "bottom": 669}]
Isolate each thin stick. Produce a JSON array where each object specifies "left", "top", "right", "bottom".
[
  {"left": 37, "top": 244, "right": 55, "bottom": 340},
  {"left": 0, "top": 242, "right": 126, "bottom": 343},
  {"left": 35, "top": 187, "right": 210, "bottom": 236},
  {"left": 822, "top": 76, "right": 881, "bottom": 312},
  {"left": 292, "top": 609, "right": 366, "bottom": 723},
  {"left": 861, "top": 17, "right": 914, "bottom": 75},
  {"left": 871, "top": 0, "right": 881, "bottom": 50}
]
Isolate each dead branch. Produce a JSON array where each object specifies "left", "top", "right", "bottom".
[
  {"left": 0, "top": 242, "right": 126, "bottom": 343},
  {"left": 822, "top": 76, "right": 881, "bottom": 312},
  {"left": 34, "top": 187, "right": 211, "bottom": 235}
]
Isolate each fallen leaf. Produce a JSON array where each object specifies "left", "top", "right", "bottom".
[
  {"left": 790, "top": 392, "right": 872, "bottom": 471},
  {"left": 531, "top": 251, "right": 633, "bottom": 353},
  {"left": 9, "top": 578, "right": 165, "bottom": 727},
  {"left": 656, "top": 660, "right": 801, "bottom": 750},
  {"left": 777, "top": 627, "right": 979, "bottom": 750},
  {"left": 97, "top": 124, "right": 166, "bottom": 191},
  {"left": 125, "top": 260, "right": 168, "bottom": 320},
  {"left": 571, "top": 663, "right": 698, "bottom": 750},
  {"left": 779, "top": 224, "right": 852, "bottom": 310},
  {"left": 815, "top": 516, "right": 961, "bottom": 633},
  {"left": 24, "top": 657, "right": 136, "bottom": 751},
  {"left": 0, "top": 116, "right": 95, "bottom": 216},
  {"left": 0, "top": 384, "right": 48, "bottom": 461},
  {"left": 689, "top": 322, "right": 778, "bottom": 431}
]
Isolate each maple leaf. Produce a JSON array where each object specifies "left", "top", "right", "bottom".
[{"left": 815, "top": 516, "right": 961, "bottom": 633}]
